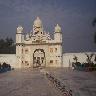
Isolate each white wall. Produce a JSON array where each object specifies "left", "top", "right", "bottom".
[
  {"left": 0, "top": 52, "right": 96, "bottom": 68},
  {"left": 0, "top": 54, "right": 16, "bottom": 68},
  {"left": 63, "top": 52, "right": 96, "bottom": 67}
]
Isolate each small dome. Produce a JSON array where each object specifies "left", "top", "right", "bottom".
[
  {"left": 34, "top": 17, "right": 42, "bottom": 27},
  {"left": 55, "top": 24, "right": 61, "bottom": 32},
  {"left": 17, "top": 25, "right": 23, "bottom": 33}
]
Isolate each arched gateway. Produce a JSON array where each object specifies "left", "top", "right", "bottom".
[
  {"left": 16, "top": 17, "right": 62, "bottom": 68},
  {"left": 33, "top": 49, "right": 46, "bottom": 68}
]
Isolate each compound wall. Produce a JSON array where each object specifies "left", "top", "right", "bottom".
[{"left": 0, "top": 52, "right": 96, "bottom": 68}]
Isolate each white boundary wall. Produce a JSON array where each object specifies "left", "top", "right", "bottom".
[
  {"left": 0, "top": 52, "right": 96, "bottom": 68},
  {"left": 0, "top": 54, "right": 16, "bottom": 68},
  {"left": 63, "top": 52, "right": 96, "bottom": 67}
]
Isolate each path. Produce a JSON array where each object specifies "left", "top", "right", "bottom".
[
  {"left": 0, "top": 69, "right": 60, "bottom": 96},
  {"left": 46, "top": 68, "right": 96, "bottom": 96}
]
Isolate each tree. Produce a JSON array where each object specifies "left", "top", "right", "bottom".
[
  {"left": 85, "top": 53, "right": 94, "bottom": 64},
  {"left": 5, "top": 37, "right": 14, "bottom": 47},
  {"left": 92, "top": 17, "right": 96, "bottom": 43},
  {"left": 94, "top": 55, "right": 96, "bottom": 62},
  {"left": 0, "top": 37, "right": 16, "bottom": 54},
  {"left": 92, "top": 17, "right": 96, "bottom": 27},
  {"left": 73, "top": 55, "right": 78, "bottom": 63}
]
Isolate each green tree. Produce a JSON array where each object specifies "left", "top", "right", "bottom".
[
  {"left": 85, "top": 53, "right": 94, "bottom": 64},
  {"left": 92, "top": 17, "right": 96, "bottom": 43},
  {"left": 0, "top": 39, "right": 5, "bottom": 48},
  {"left": 73, "top": 55, "right": 78, "bottom": 63},
  {"left": 5, "top": 37, "right": 14, "bottom": 47},
  {"left": 0, "top": 37, "right": 15, "bottom": 54},
  {"left": 92, "top": 17, "right": 96, "bottom": 27}
]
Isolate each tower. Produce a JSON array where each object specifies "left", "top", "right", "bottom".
[
  {"left": 16, "top": 25, "right": 24, "bottom": 68},
  {"left": 54, "top": 24, "right": 62, "bottom": 42},
  {"left": 54, "top": 24, "right": 63, "bottom": 67}
]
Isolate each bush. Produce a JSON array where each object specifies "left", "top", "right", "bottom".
[
  {"left": 72, "top": 62, "right": 96, "bottom": 71},
  {"left": 0, "top": 62, "right": 11, "bottom": 73}
]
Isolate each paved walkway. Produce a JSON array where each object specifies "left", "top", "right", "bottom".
[
  {"left": 0, "top": 69, "right": 60, "bottom": 96},
  {"left": 1, "top": 68, "right": 96, "bottom": 96},
  {"left": 46, "top": 68, "right": 96, "bottom": 96}
]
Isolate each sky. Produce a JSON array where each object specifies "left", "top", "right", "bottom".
[{"left": 0, "top": 0, "right": 96, "bottom": 52}]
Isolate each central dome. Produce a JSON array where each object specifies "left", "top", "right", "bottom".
[{"left": 34, "top": 17, "right": 42, "bottom": 27}]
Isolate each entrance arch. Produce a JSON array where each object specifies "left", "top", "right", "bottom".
[{"left": 33, "top": 49, "right": 46, "bottom": 68}]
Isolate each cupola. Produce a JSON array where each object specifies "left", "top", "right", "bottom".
[
  {"left": 34, "top": 17, "right": 42, "bottom": 27},
  {"left": 55, "top": 24, "right": 61, "bottom": 32}
]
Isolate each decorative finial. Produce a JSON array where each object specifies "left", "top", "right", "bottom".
[
  {"left": 34, "top": 16, "right": 42, "bottom": 27},
  {"left": 17, "top": 25, "right": 23, "bottom": 33},
  {"left": 37, "top": 16, "right": 40, "bottom": 20},
  {"left": 55, "top": 24, "right": 61, "bottom": 32}
]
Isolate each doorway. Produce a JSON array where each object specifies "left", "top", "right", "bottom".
[{"left": 33, "top": 49, "right": 45, "bottom": 68}]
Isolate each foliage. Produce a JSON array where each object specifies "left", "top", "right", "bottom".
[
  {"left": 95, "top": 55, "right": 96, "bottom": 62},
  {"left": 73, "top": 55, "right": 78, "bottom": 63},
  {"left": 0, "top": 62, "right": 12, "bottom": 73},
  {"left": 72, "top": 53, "right": 96, "bottom": 71},
  {"left": 0, "top": 37, "right": 16, "bottom": 54},
  {"left": 92, "top": 17, "right": 96, "bottom": 27},
  {"left": 94, "top": 32, "right": 96, "bottom": 43},
  {"left": 92, "top": 17, "right": 96, "bottom": 43},
  {"left": 85, "top": 53, "right": 94, "bottom": 64}
]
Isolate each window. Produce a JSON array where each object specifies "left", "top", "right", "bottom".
[
  {"left": 50, "top": 60, "right": 53, "bottom": 63},
  {"left": 50, "top": 48, "right": 53, "bottom": 53},
  {"left": 25, "top": 49, "right": 28, "bottom": 54},
  {"left": 25, "top": 61, "right": 29, "bottom": 66},
  {"left": 25, "top": 61, "right": 28, "bottom": 63},
  {"left": 55, "top": 48, "right": 57, "bottom": 52}
]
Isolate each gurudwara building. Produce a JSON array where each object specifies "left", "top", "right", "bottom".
[{"left": 16, "top": 17, "right": 62, "bottom": 68}]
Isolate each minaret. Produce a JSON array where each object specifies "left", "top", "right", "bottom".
[
  {"left": 54, "top": 24, "right": 63, "bottom": 67},
  {"left": 16, "top": 25, "right": 24, "bottom": 68},
  {"left": 54, "top": 24, "right": 62, "bottom": 43},
  {"left": 16, "top": 25, "right": 23, "bottom": 43}
]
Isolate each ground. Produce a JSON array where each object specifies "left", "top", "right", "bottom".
[
  {"left": 0, "top": 69, "right": 60, "bottom": 96},
  {"left": 46, "top": 68, "right": 96, "bottom": 96},
  {"left": 0, "top": 68, "right": 96, "bottom": 96}
]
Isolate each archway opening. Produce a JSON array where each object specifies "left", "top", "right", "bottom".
[{"left": 33, "top": 49, "right": 45, "bottom": 68}]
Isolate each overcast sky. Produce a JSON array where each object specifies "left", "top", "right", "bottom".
[{"left": 0, "top": 0, "right": 96, "bottom": 52}]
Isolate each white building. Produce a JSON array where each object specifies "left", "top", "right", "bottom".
[
  {"left": 0, "top": 17, "right": 95, "bottom": 68},
  {"left": 16, "top": 17, "right": 63, "bottom": 68}
]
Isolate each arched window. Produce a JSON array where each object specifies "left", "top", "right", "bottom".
[
  {"left": 55, "top": 48, "right": 57, "bottom": 52},
  {"left": 50, "top": 60, "right": 53, "bottom": 63}
]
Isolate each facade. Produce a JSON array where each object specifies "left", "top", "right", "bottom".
[{"left": 16, "top": 17, "right": 62, "bottom": 68}]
